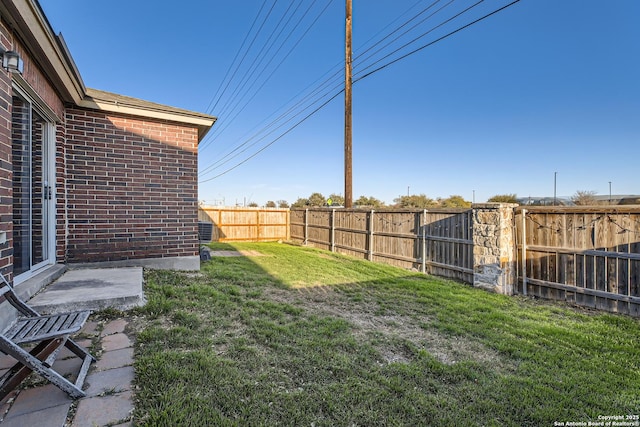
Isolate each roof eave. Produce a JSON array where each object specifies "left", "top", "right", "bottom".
[
  {"left": 78, "top": 96, "right": 217, "bottom": 142},
  {"left": 1, "top": 0, "right": 85, "bottom": 103}
]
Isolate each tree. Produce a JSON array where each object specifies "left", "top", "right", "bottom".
[
  {"left": 248, "top": 202, "right": 259, "bottom": 207},
  {"left": 308, "top": 192, "right": 325, "bottom": 207},
  {"left": 355, "top": 195, "right": 385, "bottom": 208},
  {"left": 291, "top": 197, "right": 309, "bottom": 208},
  {"left": 487, "top": 194, "right": 518, "bottom": 203},
  {"left": 438, "top": 195, "right": 471, "bottom": 208},
  {"left": 265, "top": 200, "right": 276, "bottom": 208},
  {"left": 571, "top": 190, "right": 599, "bottom": 206},
  {"left": 393, "top": 194, "right": 438, "bottom": 208},
  {"left": 327, "top": 193, "right": 345, "bottom": 206},
  {"left": 277, "top": 200, "right": 289, "bottom": 208}
]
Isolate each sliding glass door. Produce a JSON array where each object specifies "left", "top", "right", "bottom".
[{"left": 12, "top": 92, "right": 54, "bottom": 280}]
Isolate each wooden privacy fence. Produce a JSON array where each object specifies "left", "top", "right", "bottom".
[
  {"left": 516, "top": 206, "right": 640, "bottom": 316},
  {"left": 292, "top": 205, "right": 640, "bottom": 317},
  {"left": 198, "top": 206, "right": 290, "bottom": 242},
  {"left": 290, "top": 208, "right": 474, "bottom": 283}
]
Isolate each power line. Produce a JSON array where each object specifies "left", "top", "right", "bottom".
[
  {"left": 353, "top": 0, "right": 453, "bottom": 73},
  {"left": 355, "top": 0, "right": 521, "bottom": 83},
  {"left": 199, "top": 61, "right": 345, "bottom": 176},
  {"left": 199, "top": 90, "right": 344, "bottom": 183},
  {"left": 200, "top": 0, "right": 334, "bottom": 153},
  {"left": 200, "top": 0, "right": 464, "bottom": 163},
  {"left": 210, "top": 0, "right": 428, "bottom": 149},
  {"left": 355, "top": 0, "right": 484, "bottom": 81},
  {"left": 209, "top": 0, "right": 306, "bottom": 128},
  {"left": 199, "top": 73, "right": 344, "bottom": 176},
  {"left": 204, "top": 0, "right": 272, "bottom": 116},
  {"left": 199, "top": 0, "right": 521, "bottom": 182},
  {"left": 199, "top": 0, "right": 514, "bottom": 180}
]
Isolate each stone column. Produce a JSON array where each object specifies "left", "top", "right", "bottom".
[{"left": 472, "top": 203, "right": 518, "bottom": 295}]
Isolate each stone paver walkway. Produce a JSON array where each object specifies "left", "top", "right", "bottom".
[{"left": 0, "top": 318, "right": 135, "bottom": 426}]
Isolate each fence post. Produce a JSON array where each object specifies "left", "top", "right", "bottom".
[
  {"left": 421, "top": 209, "right": 427, "bottom": 274},
  {"left": 256, "top": 210, "right": 260, "bottom": 242},
  {"left": 286, "top": 209, "right": 291, "bottom": 241},
  {"left": 331, "top": 209, "right": 336, "bottom": 252},
  {"left": 304, "top": 209, "right": 308, "bottom": 245},
  {"left": 521, "top": 209, "right": 527, "bottom": 296},
  {"left": 368, "top": 210, "right": 375, "bottom": 261},
  {"left": 472, "top": 203, "right": 518, "bottom": 295}
]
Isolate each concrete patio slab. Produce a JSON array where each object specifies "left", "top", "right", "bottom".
[{"left": 27, "top": 267, "right": 145, "bottom": 314}]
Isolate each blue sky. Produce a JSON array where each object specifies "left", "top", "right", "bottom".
[{"left": 40, "top": 0, "right": 640, "bottom": 206}]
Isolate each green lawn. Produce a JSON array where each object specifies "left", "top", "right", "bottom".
[{"left": 130, "top": 242, "right": 640, "bottom": 426}]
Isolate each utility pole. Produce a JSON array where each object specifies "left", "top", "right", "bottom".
[{"left": 344, "top": 0, "right": 353, "bottom": 208}]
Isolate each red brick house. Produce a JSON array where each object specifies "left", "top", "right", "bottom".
[{"left": 0, "top": 0, "right": 216, "bottom": 289}]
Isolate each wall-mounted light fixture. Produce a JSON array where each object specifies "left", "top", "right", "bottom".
[{"left": 0, "top": 48, "right": 23, "bottom": 74}]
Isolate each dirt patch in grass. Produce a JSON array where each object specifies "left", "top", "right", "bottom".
[
  {"left": 263, "top": 285, "right": 512, "bottom": 369},
  {"left": 208, "top": 250, "right": 265, "bottom": 257}
]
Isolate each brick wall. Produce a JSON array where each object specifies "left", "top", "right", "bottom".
[
  {"left": 64, "top": 108, "right": 200, "bottom": 263},
  {"left": 0, "top": 23, "right": 14, "bottom": 280}
]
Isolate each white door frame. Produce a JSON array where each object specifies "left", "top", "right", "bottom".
[{"left": 12, "top": 83, "right": 58, "bottom": 285}]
